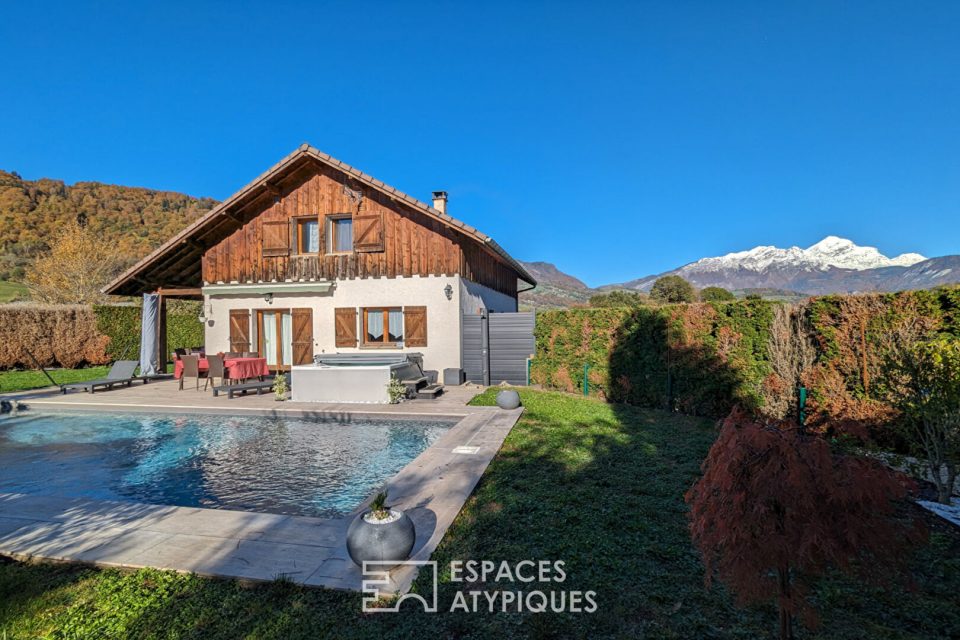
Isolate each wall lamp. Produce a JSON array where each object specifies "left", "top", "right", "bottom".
[
  {"left": 444, "top": 284, "right": 453, "bottom": 300},
  {"left": 263, "top": 292, "right": 274, "bottom": 304}
]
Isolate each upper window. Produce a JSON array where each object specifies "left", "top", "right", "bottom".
[
  {"left": 363, "top": 307, "right": 403, "bottom": 346},
  {"left": 295, "top": 218, "right": 320, "bottom": 254},
  {"left": 327, "top": 215, "right": 353, "bottom": 253}
]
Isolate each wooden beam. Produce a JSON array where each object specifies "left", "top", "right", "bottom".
[{"left": 155, "top": 287, "right": 202, "bottom": 297}]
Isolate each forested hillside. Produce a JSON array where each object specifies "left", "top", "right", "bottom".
[{"left": 0, "top": 170, "right": 216, "bottom": 281}]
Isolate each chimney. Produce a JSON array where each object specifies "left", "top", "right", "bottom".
[{"left": 432, "top": 191, "right": 448, "bottom": 214}]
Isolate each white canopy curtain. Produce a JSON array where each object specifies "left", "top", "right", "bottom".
[
  {"left": 303, "top": 220, "right": 319, "bottom": 253},
  {"left": 367, "top": 310, "right": 384, "bottom": 341},
  {"left": 262, "top": 312, "right": 277, "bottom": 366},
  {"left": 281, "top": 312, "right": 293, "bottom": 366},
  {"left": 388, "top": 309, "right": 404, "bottom": 342},
  {"left": 329, "top": 217, "right": 353, "bottom": 252}
]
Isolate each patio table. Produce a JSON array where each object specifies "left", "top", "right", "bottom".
[{"left": 174, "top": 357, "right": 269, "bottom": 381}]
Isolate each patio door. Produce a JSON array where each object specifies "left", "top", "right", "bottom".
[
  {"left": 257, "top": 308, "right": 313, "bottom": 370},
  {"left": 257, "top": 310, "right": 293, "bottom": 371}
]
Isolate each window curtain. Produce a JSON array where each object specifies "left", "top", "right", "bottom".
[
  {"left": 305, "top": 220, "right": 319, "bottom": 253},
  {"left": 262, "top": 312, "right": 277, "bottom": 366},
  {"left": 336, "top": 219, "right": 353, "bottom": 252},
  {"left": 388, "top": 309, "right": 404, "bottom": 342},
  {"left": 281, "top": 312, "right": 293, "bottom": 366},
  {"left": 367, "top": 310, "right": 384, "bottom": 341}
]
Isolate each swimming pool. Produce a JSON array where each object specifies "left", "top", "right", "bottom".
[{"left": 0, "top": 411, "right": 453, "bottom": 517}]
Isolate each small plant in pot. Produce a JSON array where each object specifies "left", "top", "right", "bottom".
[{"left": 346, "top": 489, "right": 416, "bottom": 569}]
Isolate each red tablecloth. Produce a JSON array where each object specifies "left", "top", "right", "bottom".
[{"left": 174, "top": 357, "right": 269, "bottom": 380}]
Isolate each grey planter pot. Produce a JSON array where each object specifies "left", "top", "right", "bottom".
[
  {"left": 496, "top": 389, "right": 522, "bottom": 410},
  {"left": 346, "top": 509, "right": 416, "bottom": 569}
]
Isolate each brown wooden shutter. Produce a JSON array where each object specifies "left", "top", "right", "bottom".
[
  {"left": 353, "top": 212, "right": 384, "bottom": 252},
  {"left": 291, "top": 308, "right": 314, "bottom": 365},
  {"left": 404, "top": 306, "right": 427, "bottom": 347},
  {"left": 262, "top": 221, "right": 290, "bottom": 256},
  {"left": 334, "top": 308, "right": 358, "bottom": 347},
  {"left": 229, "top": 310, "right": 250, "bottom": 352}
]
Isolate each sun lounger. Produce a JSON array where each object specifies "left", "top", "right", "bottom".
[
  {"left": 61, "top": 360, "right": 170, "bottom": 394},
  {"left": 213, "top": 373, "right": 289, "bottom": 399}
]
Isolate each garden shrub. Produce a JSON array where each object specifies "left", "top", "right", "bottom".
[
  {"left": 0, "top": 301, "right": 204, "bottom": 370},
  {"left": 0, "top": 304, "right": 110, "bottom": 369},
  {"left": 533, "top": 299, "right": 776, "bottom": 417},
  {"left": 532, "top": 286, "right": 960, "bottom": 429}
]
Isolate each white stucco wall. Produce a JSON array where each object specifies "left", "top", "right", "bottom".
[
  {"left": 459, "top": 279, "right": 519, "bottom": 315},
  {"left": 204, "top": 275, "right": 464, "bottom": 374}
]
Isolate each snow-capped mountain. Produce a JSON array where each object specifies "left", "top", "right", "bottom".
[
  {"left": 606, "top": 237, "right": 957, "bottom": 295},
  {"left": 676, "top": 236, "right": 925, "bottom": 276}
]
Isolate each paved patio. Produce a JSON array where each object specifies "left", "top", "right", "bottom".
[{"left": 0, "top": 380, "right": 521, "bottom": 593}]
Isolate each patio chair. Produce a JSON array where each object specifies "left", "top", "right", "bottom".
[
  {"left": 174, "top": 348, "right": 187, "bottom": 359},
  {"left": 224, "top": 352, "right": 241, "bottom": 359},
  {"left": 204, "top": 354, "right": 227, "bottom": 391},
  {"left": 179, "top": 355, "right": 206, "bottom": 391},
  {"left": 241, "top": 351, "right": 259, "bottom": 358},
  {"left": 61, "top": 360, "right": 140, "bottom": 394}
]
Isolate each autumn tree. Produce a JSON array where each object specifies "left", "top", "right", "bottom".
[
  {"left": 589, "top": 290, "right": 648, "bottom": 308},
  {"left": 650, "top": 275, "right": 695, "bottom": 303},
  {"left": 699, "top": 286, "right": 735, "bottom": 302},
  {"left": 25, "top": 219, "right": 123, "bottom": 304},
  {"left": 763, "top": 302, "right": 817, "bottom": 420},
  {"left": 686, "top": 407, "right": 923, "bottom": 640},
  {"left": 888, "top": 336, "right": 960, "bottom": 504}
]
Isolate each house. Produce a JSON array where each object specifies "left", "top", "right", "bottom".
[{"left": 104, "top": 144, "right": 536, "bottom": 377}]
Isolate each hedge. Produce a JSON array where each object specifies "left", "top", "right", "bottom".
[
  {"left": 532, "top": 299, "right": 775, "bottom": 417},
  {"left": 93, "top": 301, "right": 204, "bottom": 361},
  {"left": 0, "top": 304, "right": 111, "bottom": 369},
  {"left": 0, "top": 301, "right": 204, "bottom": 370},
  {"left": 532, "top": 288, "right": 960, "bottom": 425}
]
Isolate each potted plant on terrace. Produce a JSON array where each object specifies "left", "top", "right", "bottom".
[{"left": 346, "top": 490, "right": 416, "bottom": 569}]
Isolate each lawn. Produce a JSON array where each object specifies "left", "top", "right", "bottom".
[
  {"left": 0, "top": 280, "right": 28, "bottom": 303},
  {"left": 0, "top": 366, "right": 110, "bottom": 394},
  {"left": 0, "top": 389, "right": 957, "bottom": 639}
]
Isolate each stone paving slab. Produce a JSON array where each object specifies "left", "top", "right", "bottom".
[{"left": 0, "top": 387, "right": 522, "bottom": 593}]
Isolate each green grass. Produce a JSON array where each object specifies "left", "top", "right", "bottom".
[
  {"left": 0, "top": 389, "right": 957, "bottom": 639},
  {"left": 0, "top": 366, "right": 110, "bottom": 394},
  {"left": 0, "top": 280, "right": 28, "bottom": 303}
]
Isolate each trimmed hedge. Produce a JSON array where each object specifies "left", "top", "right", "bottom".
[
  {"left": 0, "top": 304, "right": 110, "bottom": 369},
  {"left": 532, "top": 300, "right": 775, "bottom": 417},
  {"left": 532, "top": 288, "right": 960, "bottom": 424},
  {"left": 93, "top": 301, "right": 204, "bottom": 361},
  {"left": 0, "top": 302, "right": 204, "bottom": 370}
]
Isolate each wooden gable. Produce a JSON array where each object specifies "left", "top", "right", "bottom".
[
  {"left": 202, "top": 161, "right": 481, "bottom": 288},
  {"left": 105, "top": 145, "right": 532, "bottom": 298}
]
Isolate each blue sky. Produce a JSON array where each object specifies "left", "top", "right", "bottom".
[{"left": 2, "top": 1, "right": 958, "bottom": 287}]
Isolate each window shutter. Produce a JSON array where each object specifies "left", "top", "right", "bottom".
[
  {"left": 262, "top": 221, "right": 290, "bottom": 256},
  {"left": 335, "top": 307, "right": 358, "bottom": 347},
  {"left": 353, "top": 212, "right": 384, "bottom": 252},
  {"left": 291, "top": 308, "right": 314, "bottom": 365},
  {"left": 404, "top": 306, "right": 427, "bottom": 347},
  {"left": 229, "top": 310, "right": 251, "bottom": 352}
]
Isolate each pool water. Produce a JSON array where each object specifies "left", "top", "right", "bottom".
[{"left": 0, "top": 411, "right": 453, "bottom": 517}]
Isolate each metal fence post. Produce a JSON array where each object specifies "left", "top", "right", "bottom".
[{"left": 583, "top": 363, "right": 590, "bottom": 396}]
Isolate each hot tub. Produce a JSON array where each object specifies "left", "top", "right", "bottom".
[{"left": 291, "top": 354, "right": 423, "bottom": 403}]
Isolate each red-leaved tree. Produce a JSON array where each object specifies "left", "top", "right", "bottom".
[{"left": 685, "top": 407, "right": 925, "bottom": 640}]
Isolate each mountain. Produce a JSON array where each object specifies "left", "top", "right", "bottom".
[
  {"left": 607, "top": 237, "right": 960, "bottom": 295},
  {"left": 518, "top": 261, "right": 594, "bottom": 310},
  {"left": 0, "top": 170, "right": 216, "bottom": 281}
]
